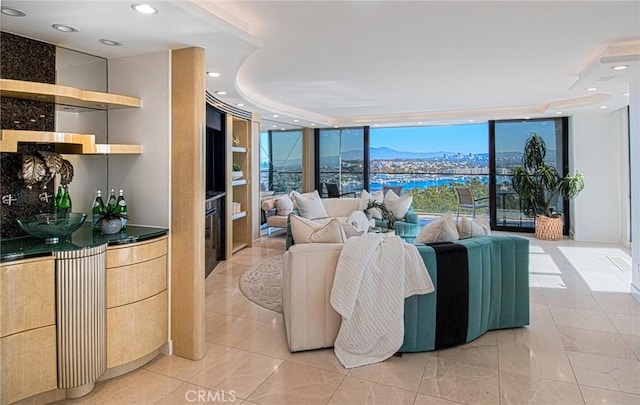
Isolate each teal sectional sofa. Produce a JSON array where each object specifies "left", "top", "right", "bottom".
[
  {"left": 282, "top": 234, "right": 530, "bottom": 353},
  {"left": 401, "top": 235, "right": 530, "bottom": 352}
]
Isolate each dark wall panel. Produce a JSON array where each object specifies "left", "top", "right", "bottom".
[{"left": 0, "top": 32, "right": 56, "bottom": 238}]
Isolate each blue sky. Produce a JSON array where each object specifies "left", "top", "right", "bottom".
[{"left": 370, "top": 124, "right": 489, "bottom": 154}]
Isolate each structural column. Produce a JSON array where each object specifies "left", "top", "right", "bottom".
[{"left": 171, "top": 47, "right": 206, "bottom": 359}]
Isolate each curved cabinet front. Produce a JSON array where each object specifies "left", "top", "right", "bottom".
[
  {"left": 105, "top": 236, "right": 168, "bottom": 370},
  {"left": 54, "top": 245, "right": 107, "bottom": 396}
]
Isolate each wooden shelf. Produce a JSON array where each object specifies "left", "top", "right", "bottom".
[
  {"left": 0, "top": 79, "right": 141, "bottom": 110},
  {"left": 231, "top": 146, "right": 247, "bottom": 153},
  {"left": 232, "top": 241, "right": 248, "bottom": 254},
  {"left": 0, "top": 130, "right": 142, "bottom": 154},
  {"left": 232, "top": 179, "right": 247, "bottom": 186},
  {"left": 232, "top": 211, "right": 247, "bottom": 220}
]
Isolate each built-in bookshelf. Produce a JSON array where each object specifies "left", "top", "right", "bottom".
[{"left": 226, "top": 115, "right": 252, "bottom": 256}]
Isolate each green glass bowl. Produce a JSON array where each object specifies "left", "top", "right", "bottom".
[{"left": 17, "top": 212, "right": 87, "bottom": 244}]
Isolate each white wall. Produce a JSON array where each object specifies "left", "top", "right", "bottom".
[
  {"left": 571, "top": 112, "right": 626, "bottom": 243},
  {"left": 630, "top": 78, "right": 640, "bottom": 299},
  {"left": 107, "top": 51, "right": 172, "bottom": 228}
]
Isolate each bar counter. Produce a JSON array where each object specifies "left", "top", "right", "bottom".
[{"left": 0, "top": 224, "right": 169, "bottom": 263}]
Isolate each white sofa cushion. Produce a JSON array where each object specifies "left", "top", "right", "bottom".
[
  {"left": 290, "top": 215, "right": 345, "bottom": 244},
  {"left": 359, "top": 190, "right": 384, "bottom": 219},
  {"left": 275, "top": 194, "right": 294, "bottom": 216},
  {"left": 457, "top": 216, "right": 486, "bottom": 239},
  {"left": 383, "top": 190, "right": 412, "bottom": 220},
  {"left": 416, "top": 212, "right": 460, "bottom": 243},
  {"left": 292, "top": 190, "right": 328, "bottom": 219},
  {"left": 322, "top": 198, "right": 361, "bottom": 218}
]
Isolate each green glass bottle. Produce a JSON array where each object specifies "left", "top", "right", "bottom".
[
  {"left": 59, "top": 186, "right": 72, "bottom": 218},
  {"left": 54, "top": 185, "right": 63, "bottom": 217},
  {"left": 115, "top": 189, "right": 128, "bottom": 231},
  {"left": 107, "top": 188, "right": 117, "bottom": 213},
  {"left": 92, "top": 189, "right": 106, "bottom": 231}
]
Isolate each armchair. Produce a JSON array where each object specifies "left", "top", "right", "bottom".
[{"left": 373, "top": 207, "right": 420, "bottom": 243}]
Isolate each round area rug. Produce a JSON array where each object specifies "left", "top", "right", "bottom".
[{"left": 239, "top": 255, "right": 283, "bottom": 313}]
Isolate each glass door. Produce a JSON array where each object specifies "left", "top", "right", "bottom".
[
  {"left": 489, "top": 118, "right": 569, "bottom": 232},
  {"left": 315, "top": 127, "right": 367, "bottom": 196}
]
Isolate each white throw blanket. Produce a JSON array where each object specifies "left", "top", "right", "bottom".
[{"left": 330, "top": 233, "right": 434, "bottom": 369}]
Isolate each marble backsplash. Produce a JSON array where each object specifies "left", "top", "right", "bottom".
[{"left": 0, "top": 32, "right": 56, "bottom": 239}]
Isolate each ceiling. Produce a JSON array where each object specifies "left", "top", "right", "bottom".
[{"left": 2, "top": 1, "right": 639, "bottom": 129}]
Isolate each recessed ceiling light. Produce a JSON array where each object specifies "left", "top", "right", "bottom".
[
  {"left": 99, "top": 39, "right": 121, "bottom": 46},
  {"left": 333, "top": 126, "right": 339, "bottom": 128},
  {"left": 612, "top": 65, "right": 628, "bottom": 70},
  {"left": 600, "top": 105, "right": 608, "bottom": 109},
  {"left": 556, "top": 111, "right": 563, "bottom": 115},
  {"left": 272, "top": 114, "right": 279, "bottom": 118},
  {"left": 586, "top": 87, "right": 598, "bottom": 91},
  {"left": 207, "top": 72, "right": 220, "bottom": 78},
  {"left": 131, "top": 4, "right": 158, "bottom": 14},
  {"left": 373, "top": 124, "right": 379, "bottom": 127},
  {"left": 293, "top": 119, "right": 299, "bottom": 122},
  {"left": 468, "top": 119, "right": 474, "bottom": 122},
  {"left": 623, "top": 92, "right": 630, "bottom": 96},
  {"left": 418, "top": 121, "right": 423, "bottom": 125},
  {"left": 1, "top": 7, "right": 26, "bottom": 17},
  {"left": 52, "top": 24, "right": 79, "bottom": 33},
  {"left": 235, "top": 103, "right": 244, "bottom": 107},
  {"left": 272, "top": 125, "right": 277, "bottom": 128},
  {"left": 280, "top": 128, "right": 285, "bottom": 131},
  {"left": 524, "top": 116, "right": 531, "bottom": 120},
  {"left": 310, "top": 123, "right": 316, "bottom": 126},
  {"left": 214, "top": 91, "right": 226, "bottom": 95}
]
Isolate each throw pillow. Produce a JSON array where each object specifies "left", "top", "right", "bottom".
[
  {"left": 274, "top": 195, "right": 294, "bottom": 216},
  {"left": 341, "top": 223, "right": 364, "bottom": 239},
  {"left": 415, "top": 212, "right": 460, "bottom": 243},
  {"left": 457, "top": 216, "right": 486, "bottom": 239},
  {"left": 473, "top": 216, "right": 491, "bottom": 236},
  {"left": 345, "top": 210, "right": 371, "bottom": 233},
  {"left": 290, "top": 215, "right": 345, "bottom": 244},
  {"left": 291, "top": 190, "right": 328, "bottom": 219},
  {"left": 359, "top": 189, "right": 384, "bottom": 219},
  {"left": 383, "top": 190, "right": 413, "bottom": 220},
  {"left": 290, "top": 190, "right": 319, "bottom": 210}
]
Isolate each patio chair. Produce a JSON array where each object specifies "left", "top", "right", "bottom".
[
  {"left": 324, "top": 183, "right": 356, "bottom": 198},
  {"left": 454, "top": 186, "right": 489, "bottom": 220}
]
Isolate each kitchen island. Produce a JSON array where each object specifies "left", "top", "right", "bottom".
[{"left": 0, "top": 224, "right": 169, "bottom": 404}]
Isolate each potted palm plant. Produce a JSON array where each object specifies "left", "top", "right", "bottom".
[{"left": 511, "top": 133, "right": 584, "bottom": 240}]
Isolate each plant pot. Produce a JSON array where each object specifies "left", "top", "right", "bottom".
[
  {"left": 232, "top": 170, "right": 243, "bottom": 180},
  {"left": 535, "top": 214, "right": 563, "bottom": 240},
  {"left": 101, "top": 218, "right": 122, "bottom": 235}
]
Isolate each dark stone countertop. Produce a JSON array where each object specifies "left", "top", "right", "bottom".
[{"left": 0, "top": 223, "right": 169, "bottom": 263}]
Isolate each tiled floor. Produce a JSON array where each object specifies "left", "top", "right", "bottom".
[{"left": 58, "top": 233, "right": 640, "bottom": 404}]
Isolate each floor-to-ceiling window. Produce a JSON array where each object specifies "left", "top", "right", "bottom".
[
  {"left": 260, "top": 129, "right": 303, "bottom": 193},
  {"left": 369, "top": 124, "right": 489, "bottom": 215},
  {"left": 489, "top": 117, "right": 569, "bottom": 232},
  {"left": 315, "top": 127, "right": 367, "bottom": 196}
]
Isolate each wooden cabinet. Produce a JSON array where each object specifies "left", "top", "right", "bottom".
[
  {"left": 105, "top": 237, "right": 168, "bottom": 369},
  {"left": 0, "top": 257, "right": 57, "bottom": 405}
]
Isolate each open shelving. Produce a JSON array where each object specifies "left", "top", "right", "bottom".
[
  {"left": 0, "top": 130, "right": 142, "bottom": 154},
  {"left": 225, "top": 115, "right": 252, "bottom": 258},
  {"left": 0, "top": 79, "right": 141, "bottom": 110}
]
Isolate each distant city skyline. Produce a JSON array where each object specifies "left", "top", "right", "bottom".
[{"left": 371, "top": 124, "right": 488, "bottom": 154}]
